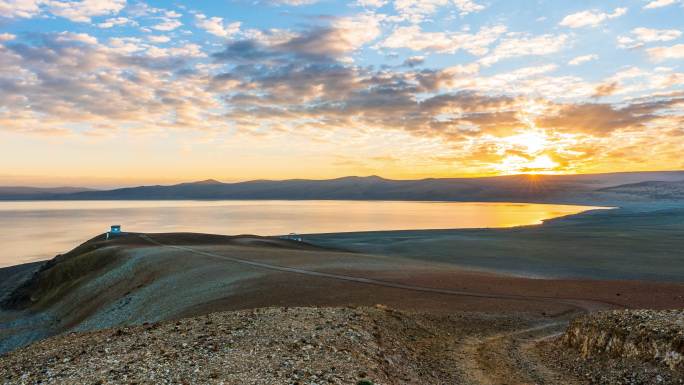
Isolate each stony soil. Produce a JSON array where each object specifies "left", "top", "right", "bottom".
[
  {"left": 0, "top": 306, "right": 555, "bottom": 385},
  {"left": 2, "top": 306, "right": 683, "bottom": 385}
]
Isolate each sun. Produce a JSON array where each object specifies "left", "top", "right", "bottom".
[
  {"left": 503, "top": 130, "right": 549, "bottom": 153},
  {"left": 494, "top": 130, "right": 563, "bottom": 175}
]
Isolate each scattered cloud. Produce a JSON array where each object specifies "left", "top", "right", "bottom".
[
  {"left": 647, "top": 44, "right": 684, "bottom": 61},
  {"left": 0, "top": 0, "right": 42, "bottom": 18},
  {"left": 402, "top": 55, "right": 424, "bottom": 67},
  {"left": 453, "top": 0, "right": 485, "bottom": 15},
  {"left": 98, "top": 16, "right": 135, "bottom": 28},
  {"left": 559, "top": 7, "right": 627, "bottom": 28},
  {"left": 393, "top": 0, "right": 485, "bottom": 23},
  {"left": 195, "top": 13, "right": 241, "bottom": 38},
  {"left": 568, "top": 54, "right": 598, "bottom": 65},
  {"left": 480, "top": 33, "right": 568, "bottom": 66},
  {"left": 377, "top": 24, "right": 505, "bottom": 55},
  {"left": 147, "top": 35, "right": 170, "bottom": 43},
  {"left": 152, "top": 18, "right": 183, "bottom": 31},
  {"left": 214, "top": 13, "right": 381, "bottom": 63},
  {"left": 355, "top": 0, "right": 387, "bottom": 7},
  {"left": 643, "top": 0, "right": 679, "bottom": 9},
  {"left": 592, "top": 81, "right": 619, "bottom": 98},
  {"left": 1, "top": 0, "right": 684, "bottom": 176},
  {"left": 0, "top": 30, "right": 215, "bottom": 136},
  {"left": 50, "top": 0, "right": 126, "bottom": 22},
  {"left": 0, "top": 0, "right": 126, "bottom": 22},
  {"left": 618, "top": 27, "right": 682, "bottom": 49}
]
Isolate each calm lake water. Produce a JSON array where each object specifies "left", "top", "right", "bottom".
[{"left": 0, "top": 200, "right": 603, "bottom": 267}]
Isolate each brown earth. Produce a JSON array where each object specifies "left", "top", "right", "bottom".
[
  {"left": 0, "top": 306, "right": 598, "bottom": 385},
  {"left": 1, "top": 233, "right": 683, "bottom": 384}
]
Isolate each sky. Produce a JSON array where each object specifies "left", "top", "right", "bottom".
[{"left": 0, "top": 0, "right": 683, "bottom": 187}]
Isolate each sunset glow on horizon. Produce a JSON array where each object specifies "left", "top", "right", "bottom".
[{"left": 1, "top": 0, "right": 683, "bottom": 188}]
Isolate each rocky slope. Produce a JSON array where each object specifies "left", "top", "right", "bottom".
[
  {"left": 0, "top": 306, "right": 537, "bottom": 385},
  {"left": 3, "top": 306, "right": 684, "bottom": 385},
  {"left": 537, "top": 310, "right": 684, "bottom": 384},
  {"left": 563, "top": 309, "right": 684, "bottom": 370}
]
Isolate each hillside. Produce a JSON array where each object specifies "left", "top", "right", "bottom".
[
  {"left": 3, "top": 171, "right": 684, "bottom": 203},
  {"left": 2, "top": 306, "right": 683, "bottom": 384},
  {"left": 2, "top": 228, "right": 683, "bottom": 356}
]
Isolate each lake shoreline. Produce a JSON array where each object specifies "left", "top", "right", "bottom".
[{"left": 0, "top": 200, "right": 603, "bottom": 268}]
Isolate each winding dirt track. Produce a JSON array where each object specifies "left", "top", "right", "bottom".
[
  {"left": 457, "top": 318, "right": 583, "bottom": 385},
  {"left": 139, "top": 234, "right": 619, "bottom": 384},
  {"left": 139, "top": 234, "right": 615, "bottom": 313}
]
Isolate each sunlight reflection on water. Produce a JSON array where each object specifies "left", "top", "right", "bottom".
[{"left": 0, "top": 200, "right": 605, "bottom": 267}]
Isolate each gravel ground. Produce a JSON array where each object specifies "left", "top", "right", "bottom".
[
  {"left": 3, "top": 306, "right": 683, "bottom": 385},
  {"left": 0, "top": 306, "right": 525, "bottom": 385}
]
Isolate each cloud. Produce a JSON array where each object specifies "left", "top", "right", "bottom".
[
  {"left": 559, "top": 7, "right": 627, "bottom": 28},
  {"left": 46, "top": 0, "right": 126, "bottom": 23},
  {"left": 479, "top": 33, "right": 568, "bottom": 66},
  {"left": 355, "top": 0, "right": 387, "bottom": 7},
  {"left": 152, "top": 18, "right": 182, "bottom": 31},
  {"left": 0, "top": 0, "right": 126, "bottom": 21},
  {"left": 98, "top": 16, "right": 135, "bottom": 28},
  {"left": 393, "top": 0, "right": 485, "bottom": 23},
  {"left": 618, "top": 27, "right": 682, "bottom": 49},
  {"left": 147, "top": 35, "right": 170, "bottom": 43},
  {"left": 0, "top": 31, "right": 218, "bottom": 135},
  {"left": 643, "top": 0, "right": 679, "bottom": 9},
  {"left": 0, "top": 32, "right": 16, "bottom": 41},
  {"left": 214, "top": 14, "right": 381, "bottom": 62},
  {"left": 592, "top": 81, "right": 619, "bottom": 98},
  {"left": 537, "top": 95, "right": 683, "bottom": 135},
  {"left": 536, "top": 104, "right": 641, "bottom": 135},
  {"left": 402, "top": 55, "right": 424, "bottom": 67},
  {"left": 195, "top": 13, "right": 241, "bottom": 38},
  {"left": 0, "top": 0, "right": 42, "bottom": 18},
  {"left": 3, "top": 26, "right": 682, "bottom": 176},
  {"left": 568, "top": 54, "right": 598, "bottom": 65},
  {"left": 377, "top": 24, "right": 506, "bottom": 55},
  {"left": 647, "top": 44, "right": 684, "bottom": 61},
  {"left": 453, "top": 0, "right": 485, "bottom": 15}
]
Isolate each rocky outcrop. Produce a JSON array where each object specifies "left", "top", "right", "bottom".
[{"left": 562, "top": 310, "right": 684, "bottom": 372}]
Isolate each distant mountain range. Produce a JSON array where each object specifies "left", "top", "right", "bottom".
[
  {"left": 599, "top": 180, "right": 684, "bottom": 200},
  {"left": 1, "top": 171, "right": 683, "bottom": 204},
  {"left": 0, "top": 186, "right": 96, "bottom": 200}
]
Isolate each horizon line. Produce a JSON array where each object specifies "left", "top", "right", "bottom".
[{"left": 2, "top": 169, "right": 684, "bottom": 190}]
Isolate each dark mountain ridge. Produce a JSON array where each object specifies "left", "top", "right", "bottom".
[
  {"left": 2, "top": 171, "right": 684, "bottom": 203},
  {"left": 0, "top": 186, "right": 96, "bottom": 200}
]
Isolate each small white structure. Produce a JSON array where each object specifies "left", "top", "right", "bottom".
[{"left": 106, "top": 225, "right": 122, "bottom": 240}]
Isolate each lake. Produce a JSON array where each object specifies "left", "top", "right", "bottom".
[{"left": 0, "top": 200, "right": 604, "bottom": 267}]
